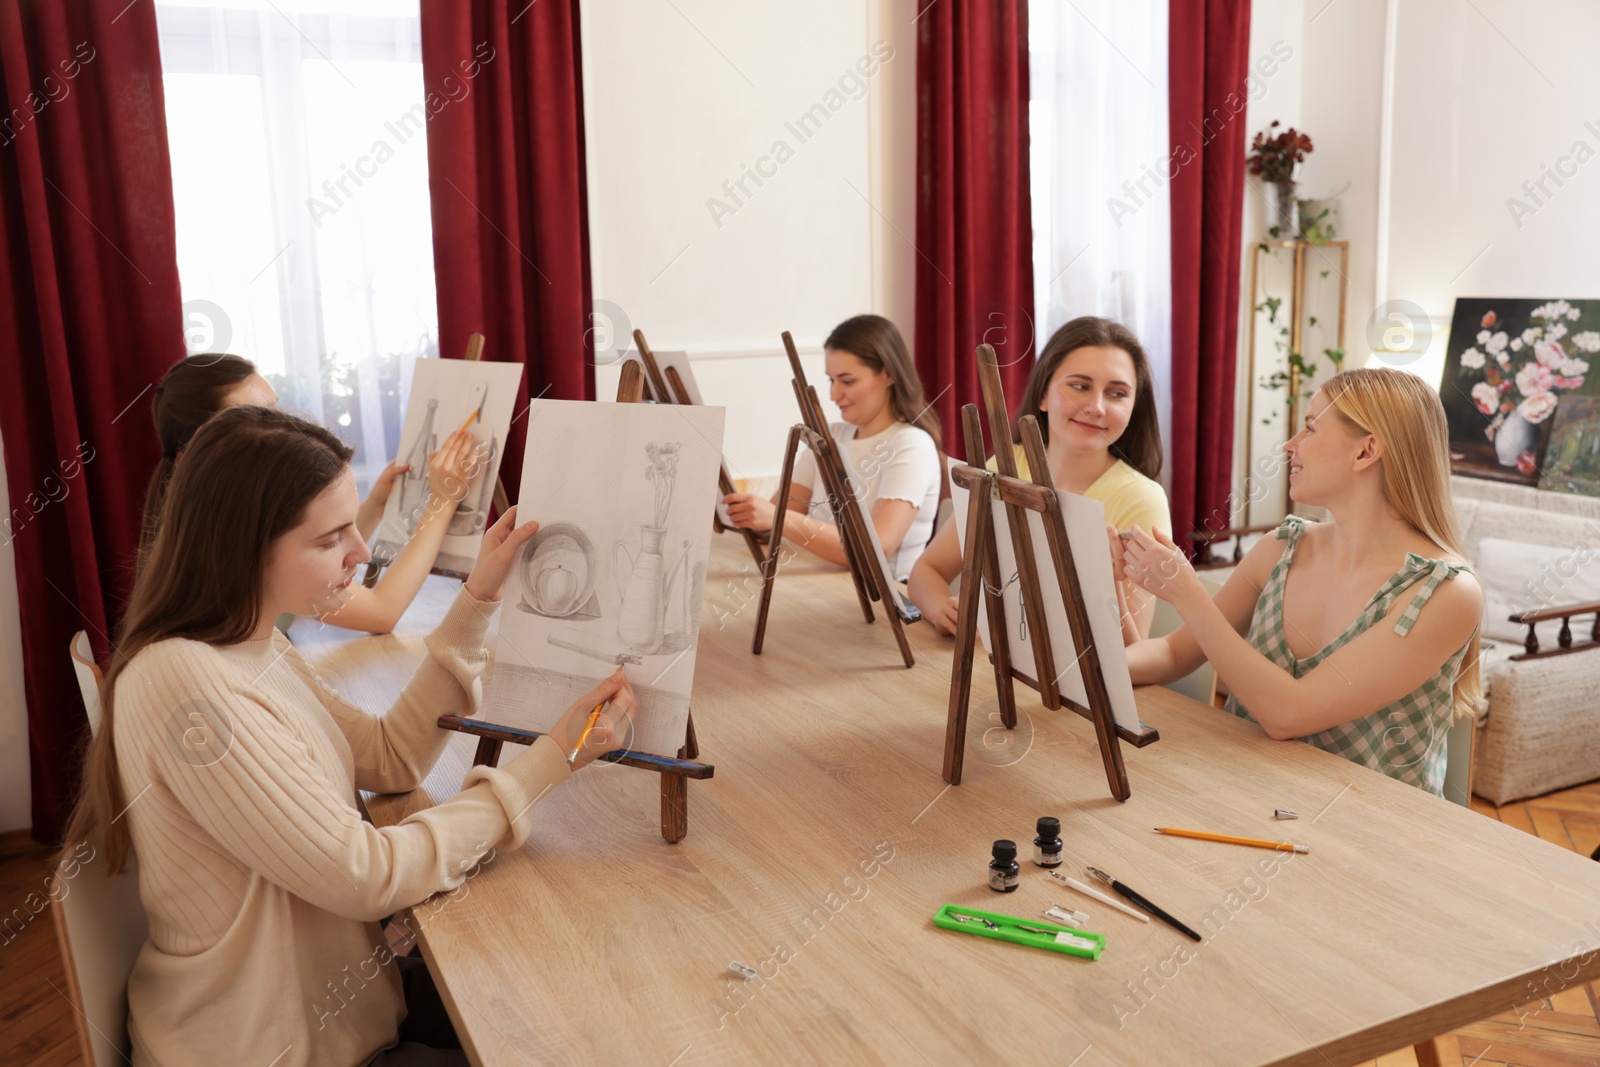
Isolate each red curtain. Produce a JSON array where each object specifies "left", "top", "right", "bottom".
[
  {"left": 1168, "top": 0, "right": 1251, "bottom": 545},
  {"left": 914, "top": 0, "right": 1034, "bottom": 461},
  {"left": 0, "top": 0, "right": 184, "bottom": 840},
  {"left": 419, "top": 0, "right": 593, "bottom": 501}
]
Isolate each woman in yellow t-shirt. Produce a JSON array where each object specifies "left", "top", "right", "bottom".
[{"left": 907, "top": 316, "right": 1170, "bottom": 639}]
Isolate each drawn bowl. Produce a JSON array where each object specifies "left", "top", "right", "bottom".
[{"left": 517, "top": 522, "right": 596, "bottom": 618}]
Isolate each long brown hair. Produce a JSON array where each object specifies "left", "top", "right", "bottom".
[
  {"left": 1014, "top": 317, "right": 1163, "bottom": 480},
  {"left": 825, "top": 314, "right": 944, "bottom": 451},
  {"left": 1321, "top": 367, "right": 1481, "bottom": 719},
  {"left": 140, "top": 354, "right": 259, "bottom": 557},
  {"left": 66, "top": 406, "right": 354, "bottom": 873}
]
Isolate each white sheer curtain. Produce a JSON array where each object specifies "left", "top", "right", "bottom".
[
  {"left": 1029, "top": 0, "right": 1172, "bottom": 483},
  {"left": 156, "top": 0, "right": 437, "bottom": 492}
]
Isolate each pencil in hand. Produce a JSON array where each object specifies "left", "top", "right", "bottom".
[{"left": 567, "top": 702, "right": 606, "bottom": 766}]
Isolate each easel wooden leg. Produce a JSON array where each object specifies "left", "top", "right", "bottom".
[
  {"left": 818, "top": 477, "right": 878, "bottom": 625},
  {"left": 839, "top": 498, "right": 914, "bottom": 667},
  {"left": 838, "top": 495, "right": 915, "bottom": 668},
  {"left": 980, "top": 528, "right": 1018, "bottom": 731},
  {"left": 660, "top": 769, "right": 688, "bottom": 844},
  {"left": 472, "top": 738, "right": 503, "bottom": 768},
  {"left": 797, "top": 416, "right": 877, "bottom": 625},
  {"left": 718, "top": 467, "right": 766, "bottom": 568},
  {"left": 752, "top": 425, "right": 804, "bottom": 655},
  {"left": 944, "top": 482, "right": 993, "bottom": 785},
  {"left": 683, "top": 713, "right": 700, "bottom": 760},
  {"left": 660, "top": 711, "right": 698, "bottom": 843}
]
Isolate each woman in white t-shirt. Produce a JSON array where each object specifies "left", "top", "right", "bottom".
[{"left": 722, "top": 314, "right": 944, "bottom": 582}]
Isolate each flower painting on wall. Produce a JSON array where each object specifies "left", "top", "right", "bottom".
[{"left": 1440, "top": 297, "right": 1599, "bottom": 489}]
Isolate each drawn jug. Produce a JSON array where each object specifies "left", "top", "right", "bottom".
[{"left": 614, "top": 525, "right": 686, "bottom": 653}]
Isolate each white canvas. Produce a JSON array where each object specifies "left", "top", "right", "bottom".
[
  {"left": 625, "top": 349, "right": 705, "bottom": 406},
  {"left": 951, "top": 480, "right": 1140, "bottom": 735},
  {"left": 484, "top": 399, "right": 726, "bottom": 758},
  {"left": 861, "top": 518, "right": 914, "bottom": 618},
  {"left": 372, "top": 358, "right": 526, "bottom": 575}
]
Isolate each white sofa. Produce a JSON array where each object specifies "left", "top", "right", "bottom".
[{"left": 1452, "top": 477, "right": 1600, "bottom": 804}]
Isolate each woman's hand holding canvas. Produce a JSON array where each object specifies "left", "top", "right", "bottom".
[{"left": 464, "top": 506, "right": 541, "bottom": 603}]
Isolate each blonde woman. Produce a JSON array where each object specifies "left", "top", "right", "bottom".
[{"left": 1120, "top": 367, "right": 1482, "bottom": 795}]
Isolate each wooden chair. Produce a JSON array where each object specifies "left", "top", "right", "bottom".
[
  {"left": 59, "top": 632, "right": 148, "bottom": 1064},
  {"left": 69, "top": 631, "right": 103, "bottom": 737},
  {"left": 50, "top": 850, "right": 148, "bottom": 1067},
  {"left": 1442, "top": 714, "right": 1475, "bottom": 809},
  {"left": 1188, "top": 523, "right": 1278, "bottom": 569},
  {"left": 1149, "top": 577, "right": 1219, "bottom": 707}
]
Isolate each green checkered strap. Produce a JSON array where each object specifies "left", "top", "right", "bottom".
[
  {"left": 1222, "top": 516, "right": 1472, "bottom": 796},
  {"left": 1391, "top": 557, "right": 1464, "bottom": 636}
]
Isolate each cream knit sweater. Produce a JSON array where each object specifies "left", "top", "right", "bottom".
[{"left": 113, "top": 588, "right": 568, "bottom": 1066}]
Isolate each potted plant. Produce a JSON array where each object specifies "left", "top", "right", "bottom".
[{"left": 1247, "top": 121, "right": 1314, "bottom": 238}]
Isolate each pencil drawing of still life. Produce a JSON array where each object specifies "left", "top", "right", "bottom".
[
  {"left": 485, "top": 400, "right": 726, "bottom": 758},
  {"left": 372, "top": 358, "right": 526, "bottom": 575}
]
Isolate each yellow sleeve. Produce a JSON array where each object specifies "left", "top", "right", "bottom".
[
  {"left": 983, "top": 443, "right": 1032, "bottom": 480},
  {"left": 1102, "top": 468, "right": 1172, "bottom": 536}
]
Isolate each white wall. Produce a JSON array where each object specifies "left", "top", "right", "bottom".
[
  {"left": 1231, "top": 0, "right": 1599, "bottom": 524},
  {"left": 579, "top": 0, "right": 917, "bottom": 491},
  {"left": 0, "top": 431, "right": 36, "bottom": 832},
  {"left": 1379, "top": 0, "right": 1600, "bottom": 383},
  {"left": 1233, "top": 1, "right": 1306, "bottom": 526}
]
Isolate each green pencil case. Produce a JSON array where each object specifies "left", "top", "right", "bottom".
[{"left": 933, "top": 904, "right": 1106, "bottom": 960}]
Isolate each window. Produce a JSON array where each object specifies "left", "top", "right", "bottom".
[
  {"left": 157, "top": 0, "right": 437, "bottom": 492},
  {"left": 1029, "top": 0, "right": 1172, "bottom": 479}
]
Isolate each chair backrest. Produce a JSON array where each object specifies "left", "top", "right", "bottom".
[
  {"left": 50, "top": 850, "right": 148, "bottom": 1067},
  {"left": 1442, "top": 713, "right": 1474, "bottom": 808},
  {"left": 1150, "top": 577, "right": 1219, "bottom": 707},
  {"left": 69, "top": 631, "right": 104, "bottom": 737}
]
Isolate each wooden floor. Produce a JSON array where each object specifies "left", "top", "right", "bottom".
[{"left": 3, "top": 782, "right": 1597, "bottom": 1066}]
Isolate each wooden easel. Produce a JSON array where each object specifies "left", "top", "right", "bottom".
[
  {"left": 749, "top": 331, "right": 918, "bottom": 668},
  {"left": 460, "top": 332, "right": 513, "bottom": 519},
  {"left": 630, "top": 329, "right": 766, "bottom": 569},
  {"left": 942, "top": 345, "right": 1158, "bottom": 799},
  {"left": 436, "top": 360, "right": 714, "bottom": 843}
]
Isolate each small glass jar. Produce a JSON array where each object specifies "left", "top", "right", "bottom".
[
  {"left": 989, "top": 840, "right": 1020, "bottom": 892},
  {"left": 1033, "top": 817, "right": 1063, "bottom": 868}
]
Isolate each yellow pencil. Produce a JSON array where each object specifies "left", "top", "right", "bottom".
[
  {"left": 456, "top": 408, "right": 480, "bottom": 435},
  {"left": 566, "top": 702, "right": 606, "bottom": 765},
  {"left": 1154, "top": 827, "right": 1309, "bottom": 854}
]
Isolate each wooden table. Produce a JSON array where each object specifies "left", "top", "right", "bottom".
[{"left": 297, "top": 540, "right": 1600, "bottom": 1067}]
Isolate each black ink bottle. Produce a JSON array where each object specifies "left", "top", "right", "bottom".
[
  {"left": 1033, "top": 817, "right": 1063, "bottom": 868},
  {"left": 988, "top": 840, "right": 1020, "bottom": 892}
]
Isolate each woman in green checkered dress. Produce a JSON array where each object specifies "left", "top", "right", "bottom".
[{"left": 1119, "top": 368, "right": 1483, "bottom": 796}]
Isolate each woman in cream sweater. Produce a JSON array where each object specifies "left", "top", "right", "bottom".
[{"left": 66, "top": 405, "right": 636, "bottom": 1066}]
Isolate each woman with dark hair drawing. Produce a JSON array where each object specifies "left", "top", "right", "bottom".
[
  {"left": 907, "top": 316, "right": 1170, "bottom": 640},
  {"left": 140, "top": 354, "right": 476, "bottom": 635},
  {"left": 68, "top": 405, "right": 637, "bottom": 1065},
  {"left": 722, "top": 314, "right": 945, "bottom": 582}
]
